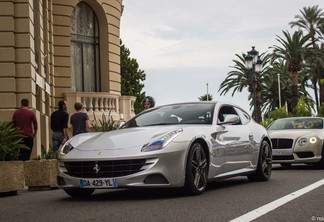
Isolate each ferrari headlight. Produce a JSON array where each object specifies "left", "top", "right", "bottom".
[
  {"left": 141, "top": 128, "right": 183, "bottom": 152},
  {"left": 60, "top": 142, "right": 74, "bottom": 155}
]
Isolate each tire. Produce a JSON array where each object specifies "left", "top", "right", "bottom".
[
  {"left": 63, "top": 188, "right": 95, "bottom": 198},
  {"left": 315, "top": 146, "right": 324, "bottom": 169},
  {"left": 247, "top": 140, "right": 272, "bottom": 182},
  {"left": 184, "top": 142, "right": 208, "bottom": 195}
]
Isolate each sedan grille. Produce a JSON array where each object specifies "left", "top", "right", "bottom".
[
  {"left": 296, "top": 152, "right": 314, "bottom": 158},
  {"left": 64, "top": 159, "right": 147, "bottom": 178},
  {"left": 271, "top": 138, "right": 293, "bottom": 149}
]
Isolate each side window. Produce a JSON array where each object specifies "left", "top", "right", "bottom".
[{"left": 234, "top": 107, "right": 250, "bottom": 125}]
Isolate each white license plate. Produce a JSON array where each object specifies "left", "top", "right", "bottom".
[
  {"left": 272, "top": 150, "right": 281, "bottom": 155},
  {"left": 80, "top": 178, "right": 118, "bottom": 188}
]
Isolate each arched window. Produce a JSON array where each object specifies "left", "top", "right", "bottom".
[{"left": 70, "top": 2, "right": 100, "bottom": 92}]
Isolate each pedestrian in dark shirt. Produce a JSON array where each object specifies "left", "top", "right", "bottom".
[
  {"left": 12, "top": 98, "right": 38, "bottom": 161},
  {"left": 50, "top": 100, "right": 69, "bottom": 153},
  {"left": 70, "top": 102, "right": 90, "bottom": 136}
]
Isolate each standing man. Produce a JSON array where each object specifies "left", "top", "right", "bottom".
[
  {"left": 70, "top": 102, "right": 90, "bottom": 136},
  {"left": 12, "top": 98, "right": 38, "bottom": 161},
  {"left": 51, "top": 100, "right": 69, "bottom": 153}
]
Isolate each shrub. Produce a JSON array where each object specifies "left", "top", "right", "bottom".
[
  {"left": 261, "top": 106, "right": 290, "bottom": 128},
  {"left": 0, "top": 121, "right": 28, "bottom": 161},
  {"left": 91, "top": 112, "right": 117, "bottom": 132},
  {"left": 33, "top": 145, "right": 57, "bottom": 160}
]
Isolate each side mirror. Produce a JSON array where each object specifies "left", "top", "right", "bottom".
[
  {"left": 118, "top": 120, "right": 126, "bottom": 129},
  {"left": 220, "top": 114, "right": 240, "bottom": 125}
]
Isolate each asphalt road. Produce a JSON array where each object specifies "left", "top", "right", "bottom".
[{"left": 1, "top": 164, "right": 323, "bottom": 222}]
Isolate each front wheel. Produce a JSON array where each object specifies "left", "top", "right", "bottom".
[
  {"left": 184, "top": 142, "right": 208, "bottom": 195},
  {"left": 247, "top": 140, "right": 272, "bottom": 181},
  {"left": 63, "top": 188, "right": 95, "bottom": 198}
]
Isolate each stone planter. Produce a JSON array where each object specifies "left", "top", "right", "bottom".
[
  {"left": 24, "top": 159, "right": 58, "bottom": 191},
  {"left": 0, "top": 161, "right": 25, "bottom": 194}
]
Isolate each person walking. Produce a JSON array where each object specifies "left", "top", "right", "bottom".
[
  {"left": 50, "top": 100, "right": 69, "bottom": 153},
  {"left": 12, "top": 98, "right": 38, "bottom": 161},
  {"left": 70, "top": 102, "right": 90, "bottom": 136}
]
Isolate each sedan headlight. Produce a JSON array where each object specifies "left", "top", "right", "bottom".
[
  {"left": 141, "top": 128, "right": 183, "bottom": 152},
  {"left": 297, "top": 137, "right": 317, "bottom": 146},
  {"left": 310, "top": 137, "right": 317, "bottom": 144},
  {"left": 297, "top": 138, "right": 307, "bottom": 146},
  {"left": 60, "top": 142, "right": 74, "bottom": 155}
]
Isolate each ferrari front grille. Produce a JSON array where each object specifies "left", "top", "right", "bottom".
[
  {"left": 64, "top": 159, "right": 147, "bottom": 178},
  {"left": 271, "top": 138, "right": 293, "bottom": 149}
]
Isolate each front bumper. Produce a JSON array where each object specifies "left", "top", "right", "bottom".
[{"left": 57, "top": 149, "right": 188, "bottom": 190}]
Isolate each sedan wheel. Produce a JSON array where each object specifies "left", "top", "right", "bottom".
[
  {"left": 64, "top": 188, "right": 95, "bottom": 198},
  {"left": 185, "top": 142, "right": 208, "bottom": 195},
  {"left": 316, "top": 146, "right": 324, "bottom": 169},
  {"left": 247, "top": 140, "right": 272, "bottom": 181}
]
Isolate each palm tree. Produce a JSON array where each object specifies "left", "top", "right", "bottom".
[
  {"left": 289, "top": 5, "right": 324, "bottom": 109},
  {"left": 301, "top": 44, "right": 324, "bottom": 110},
  {"left": 261, "top": 59, "right": 290, "bottom": 114},
  {"left": 199, "top": 94, "right": 213, "bottom": 101},
  {"left": 270, "top": 30, "right": 311, "bottom": 115},
  {"left": 219, "top": 53, "right": 271, "bottom": 122}
]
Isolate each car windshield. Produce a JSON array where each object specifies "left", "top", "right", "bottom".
[
  {"left": 121, "top": 103, "right": 215, "bottom": 128},
  {"left": 268, "top": 118, "right": 323, "bottom": 130}
]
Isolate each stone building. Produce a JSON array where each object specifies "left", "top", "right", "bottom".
[{"left": 0, "top": 0, "right": 135, "bottom": 158}]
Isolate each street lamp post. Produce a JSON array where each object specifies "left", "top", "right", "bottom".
[
  {"left": 277, "top": 73, "right": 281, "bottom": 108},
  {"left": 244, "top": 46, "right": 262, "bottom": 122},
  {"left": 206, "top": 83, "right": 209, "bottom": 101}
]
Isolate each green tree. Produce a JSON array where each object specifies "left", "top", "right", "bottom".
[
  {"left": 199, "top": 94, "right": 213, "bottom": 101},
  {"left": 219, "top": 52, "right": 271, "bottom": 122},
  {"left": 261, "top": 59, "right": 290, "bottom": 115},
  {"left": 270, "top": 30, "right": 311, "bottom": 115},
  {"left": 261, "top": 106, "right": 290, "bottom": 128},
  {"left": 289, "top": 5, "right": 324, "bottom": 109},
  {"left": 120, "top": 40, "right": 146, "bottom": 114},
  {"left": 317, "top": 103, "right": 324, "bottom": 117}
]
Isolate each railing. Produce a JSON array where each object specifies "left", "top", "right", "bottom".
[{"left": 65, "top": 92, "right": 136, "bottom": 122}]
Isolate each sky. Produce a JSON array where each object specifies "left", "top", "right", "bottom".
[{"left": 120, "top": 0, "right": 324, "bottom": 113}]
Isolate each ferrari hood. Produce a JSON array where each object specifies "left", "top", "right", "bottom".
[{"left": 71, "top": 126, "right": 183, "bottom": 151}]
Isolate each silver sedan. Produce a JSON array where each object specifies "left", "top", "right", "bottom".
[
  {"left": 57, "top": 101, "right": 272, "bottom": 198},
  {"left": 268, "top": 117, "right": 324, "bottom": 168}
]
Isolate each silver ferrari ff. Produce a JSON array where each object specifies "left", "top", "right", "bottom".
[
  {"left": 57, "top": 102, "right": 272, "bottom": 198},
  {"left": 268, "top": 117, "right": 324, "bottom": 168}
]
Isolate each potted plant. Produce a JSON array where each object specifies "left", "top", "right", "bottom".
[
  {"left": 0, "top": 121, "right": 27, "bottom": 195},
  {"left": 24, "top": 145, "right": 58, "bottom": 191}
]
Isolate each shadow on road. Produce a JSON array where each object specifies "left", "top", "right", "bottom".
[
  {"left": 59, "top": 177, "right": 251, "bottom": 202},
  {"left": 272, "top": 163, "right": 323, "bottom": 171}
]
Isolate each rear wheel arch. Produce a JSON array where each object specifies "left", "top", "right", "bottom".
[
  {"left": 247, "top": 139, "right": 272, "bottom": 181},
  {"left": 263, "top": 136, "right": 272, "bottom": 150}
]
